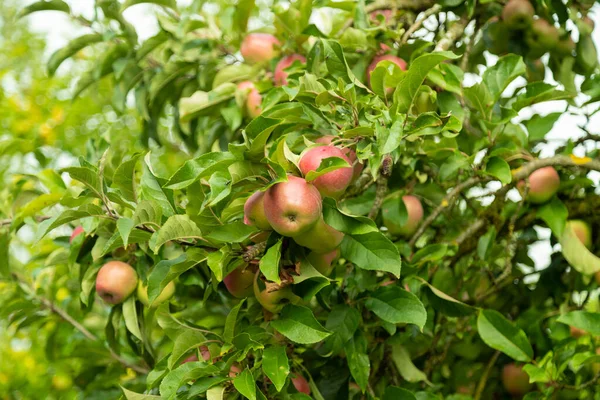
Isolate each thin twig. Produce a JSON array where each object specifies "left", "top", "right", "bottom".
[
  {"left": 401, "top": 4, "right": 442, "bottom": 44},
  {"left": 473, "top": 351, "right": 500, "bottom": 400},
  {"left": 435, "top": 17, "right": 469, "bottom": 52}
]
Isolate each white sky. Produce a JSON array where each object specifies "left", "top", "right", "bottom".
[{"left": 21, "top": 0, "right": 600, "bottom": 272}]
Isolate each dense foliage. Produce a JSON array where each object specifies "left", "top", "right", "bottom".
[{"left": 3, "top": 0, "right": 600, "bottom": 399}]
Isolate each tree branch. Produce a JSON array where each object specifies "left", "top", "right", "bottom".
[
  {"left": 435, "top": 17, "right": 469, "bottom": 51},
  {"left": 401, "top": 4, "right": 442, "bottom": 44}
]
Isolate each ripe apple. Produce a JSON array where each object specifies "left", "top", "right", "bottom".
[
  {"left": 299, "top": 146, "right": 354, "bottom": 199},
  {"left": 307, "top": 248, "right": 340, "bottom": 276},
  {"left": 274, "top": 54, "right": 306, "bottom": 86},
  {"left": 240, "top": 33, "right": 280, "bottom": 64},
  {"left": 95, "top": 261, "right": 138, "bottom": 305},
  {"left": 293, "top": 218, "right": 344, "bottom": 254},
  {"left": 243, "top": 191, "right": 271, "bottom": 230},
  {"left": 229, "top": 364, "right": 242, "bottom": 377},
  {"left": 264, "top": 175, "right": 322, "bottom": 237},
  {"left": 369, "top": 9, "right": 392, "bottom": 25},
  {"left": 137, "top": 280, "right": 176, "bottom": 307},
  {"left": 502, "top": 0, "right": 534, "bottom": 29},
  {"left": 565, "top": 220, "right": 592, "bottom": 249},
  {"left": 382, "top": 195, "right": 424, "bottom": 237},
  {"left": 518, "top": 166, "right": 560, "bottom": 204},
  {"left": 237, "top": 81, "right": 262, "bottom": 119},
  {"left": 182, "top": 346, "right": 210, "bottom": 364},
  {"left": 315, "top": 136, "right": 364, "bottom": 182},
  {"left": 69, "top": 226, "right": 84, "bottom": 243},
  {"left": 291, "top": 374, "right": 311, "bottom": 395},
  {"left": 224, "top": 265, "right": 256, "bottom": 298},
  {"left": 502, "top": 363, "right": 533, "bottom": 396},
  {"left": 253, "top": 271, "right": 301, "bottom": 313},
  {"left": 366, "top": 54, "right": 407, "bottom": 89}
]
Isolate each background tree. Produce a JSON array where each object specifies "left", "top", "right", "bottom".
[{"left": 2, "top": 0, "right": 600, "bottom": 399}]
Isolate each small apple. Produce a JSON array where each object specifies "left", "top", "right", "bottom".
[
  {"left": 264, "top": 175, "right": 322, "bottom": 237},
  {"left": 229, "top": 363, "right": 242, "bottom": 378},
  {"left": 299, "top": 146, "right": 354, "bottom": 199},
  {"left": 502, "top": 363, "right": 533, "bottom": 396},
  {"left": 243, "top": 191, "right": 271, "bottom": 230},
  {"left": 518, "top": 166, "right": 560, "bottom": 204},
  {"left": 565, "top": 220, "right": 592, "bottom": 249},
  {"left": 237, "top": 81, "right": 262, "bottom": 119},
  {"left": 307, "top": 248, "right": 340, "bottom": 276},
  {"left": 291, "top": 374, "right": 311, "bottom": 395},
  {"left": 224, "top": 266, "right": 256, "bottom": 298},
  {"left": 502, "top": 0, "right": 534, "bottom": 29},
  {"left": 315, "top": 136, "right": 363, "bottom": 181},
  {"left": 95, "top": 261, "right": 138, "bottom": 305},
  {"left": 274, "top": 54, "right": 306, "bottom": 86},
  {"left": 137, "top": 280, "right": 175, "bottom": 307},
  {"left": 253, "top": 271, "right": 301, "bottom": 313},
  {"left": 382, "top": 195, "right": 424, "bottom": 237},
  {"left": 240, "top": 33, "right": 280, "bottom": 64},
  {"left": 70, "top": 226, "right": 84, "bottom": 243},
  {"left": 526, "top": 19, "right": 560, "bottom": 52},
  {"left": 293, "top": 218, "right": 344, "bottom": 254},
  {"left": 367, "top": 54, "right": 407, "bottom": 89}
]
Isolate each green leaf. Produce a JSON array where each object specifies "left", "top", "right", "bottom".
[
  {"left": 305, "top": 157, "right": 351, "bottom": 182},
  {"left": 159, "top": 362, "right": 219, "bottom": 400},
  {"left": 147, "top": 252, "right": 205, "bottom": 304},
  {"left": 341, "top": 232, "right": 402, "bottom": 278},
  {"left": 140, "top": 160, "right": 175, "bottom": 217},
  {"left": 165, "top": 152, "right": 237, "bottom": 190},
  {"left": 117, "top": 218, "right": 135, "bottom": 249},
  {"left": 153, "top": 215, "right": 203, "bottom": 252},
  {"left": 207, "top": 385, "right": 225, "bottom": 400},
  {"left": 188, "top": 378, "right": 229, "bottom": 397},
  {"left": 485, "top": 157, "right": 512, "bottom": 184},
  {"left": 122, "top": 296, "right": 142, "bottom": 341},
  {"left": 384, "top": 387, "right": 417, "bottom": 400},
  {"left": 524, "top": 113, "right": 561, "bottom": 142},
  {"left": 326, "top": 305, "right": 360, "bottom": 344},
  {"left": 0, "top": 230, "right": 10, "bottom": 278},
  {"left": 37, "top": 204, "right": 104, "bottom": 240},
  {"left": 416, "top": 278, "right": 475, "bottom": 317},
  {"left": 365, "top": 286, "right": 427, "bottom": 329},
  {"left": 122, "top": 0, "right": 177, "bottom": 11},
  {"left": 390, "top": 345, "right": 429, "bottom": 383},
  {"left": 557, "top": 311, "right": 600, "bottom": 335},
  {"left": 537, "top": 198, "right": 567, "bottom": 238},
  {"left": 133, "top": 200, "right": 163, "bottom": 227},
  {"left": 62, "top": 166, "right": 103, "bottom": 198},
  {"left": 346, "top": 334, "right": 370, "bottom": 393},
  {"left": 205, "top": 221, "right": 256, "bottom": 243},
  {"left": 320, "top": 40, "right": 367, "bottom": 88},
  {"left": 233, "top": 369, "right": 256, "bottom": 400},
  {"left": 477, "top": 226, "right": 496, "bottom": 260},
  {"left": 393, "top": 51, "right": 460, "bottom": 114},
  {"left": 259, "top": 239, "right": 283, "bottom": 284},
  {"left": 47, "top": 34, "right": 103, "bottom": 76},
  {"left": 112, "top": 153, "right": 143, "bottom": 202},
  {"left": 559, "top": 219, "right": 600, "bottom": 275},
  {"left": 224, "top": 299, "right": 245, "bottom": 344},
  {"left": 378, "top": 118, "right": 405, "bottom": 154},
  {"left": 168, "top": 330, "right": 207, "bottom": 369},
  {"left": 483, "top": 54, "right": 526, "bottom": 101},
  {"left": 262, "top": 346, "right": 289, "bottom": 392},
  {"left": 477, "top": 309, "right": 533, "bottom": 362},
  {"left": 18, "top": 0, "right": 70, "bottom": 18},
  {"left": 13, "top": 193, "right": 63, "bottom": 227},
  {"left": 512, "top": 82, "right": 574, "bottom": 111},
  {"left": 121, "top": 387, "right": 162, "bottom": 400},
  {"left": 270, "top": 305, "right": 331, "bottom": 344},
  {"left": 179, "top": 84, "right": 237, "bottom": 122},
  {"left": 411, "top": 244, "right": 448, "bottom": 264}
]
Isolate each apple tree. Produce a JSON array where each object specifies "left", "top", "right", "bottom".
[{"left": 4, "top": 0, "right": 600, "bottom": 398}]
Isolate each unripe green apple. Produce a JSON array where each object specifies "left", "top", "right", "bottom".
[
  {"left": 223, "top": 265, "right": 256, "bottom": 298},
  {"left": 69, "top": 226, "right": 84, "bottom": 243},
  {"left": 502, "top": 0, "right": 534, "bottom": 29},
  {"left": 412, "top": 87, "right": 437, "bottom": 114},
  {"left": 526, "top": 19, "right": 560, "bottom": 52},
  {"left": 274, "top": 54, "right": 306, "bottom": 86},
  {"left": 291, "top": 374, "right": 311, "bottom": 395},
  {"left": 243, "top": 191, "right": 271, "bottom": 230},
  {"left": 382, "top": 195, "right": 424, "bottom": 237},
  {"left": 95, "top": 261, "right": 138, "bottom": 305},
  {"left": 367, "top": 54, "right": 407, "bottom": 89},
  {"left": 264, "top": 175, "right": 322, "bottom": 237},
  {"left": 484, "top": 17, "right": 510, "bottom": 56},
  {"left": 565, "top": 220, "right": 592, "bottom": 249},
  {"left": 299, "top": 146, "right": 354, "bottom": 199},
  {"left": 518, "top": 166, "right": 560, "bottom": 204},
  {"left": 502, "top": 363, "right": 532, "bottom": 396},
  {"left": 315, "top": 136, "right": 364, "bottom": 181},
  {"left": 554, "top": 36, "right": 576, "bottom": 56},
  {"left": 307, "top": 248, "right": 340, "bottom": 276},
  {"left": 253, "top": 271, "right": 301, "bottom": 313},
  {"left": 240, "top": 33, "right": 280, "bottom": 64},
  {"left": 237, "top": 81, "right": 262, "bottom": 119},
  {"left": 137, "top": 280, "right": 175, "bottom": 307},
  {"left": 52, "top": 373, "right": 72, "bottom": 391},
  {"left": 293, "top": 218, "right": 344, "bottom": 254}
]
